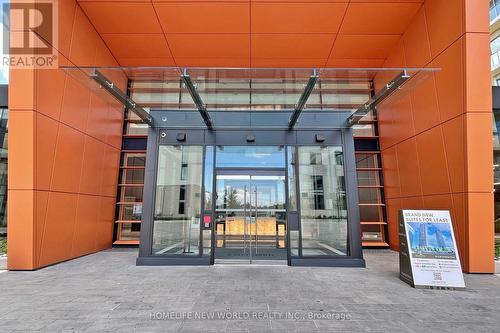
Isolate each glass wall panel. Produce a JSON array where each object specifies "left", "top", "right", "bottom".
[
  {"left": 118, "top": 223, "right": 141, "bottom": 241},
  {"left": 355, "top": 153, "right": 379, "bottom": 169},
  {"left": 122, "top": 187, "right": 143, "bottom": 203},
  {"left": 123, "top": 169, "right": 145, "bottom": 184},
  {"left": 127, "top": 123, "right": 149, "bottom": 135},
  {"left": 298, "top": 146, "right": 348, "bottom": 256},
  {"left": 290, "top": 230, "right": 299, "bottom": 256},
  {"left": 204, "top": 146, "right": 214, "bottom": 211},
  {"left": 152, "top": 146, "right": 203, "bottom": 255},
  {"left": 203, "top": 229, "right": 212, "bottom": 256},
  {"left": 359, "top": 205, "right": 383, "bottom": 222},
  {"left": 357, "top": 170, "right": 380, "bottom": 186},
  {"left": 358, "top": 188, "right": 382, "bottom": 205},
  {"left": 287, "top": 146, "right": 297, "bottom": 211},
  {"left": 124, "top": 153, "right": 146, "bottom": 167},
  {"left": 216, "top": 146, "right": 285, "bottom": 168}
]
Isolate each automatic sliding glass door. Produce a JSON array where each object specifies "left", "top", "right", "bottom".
[{"left": 215, "top": 174, "right": 287, "bottom": 263}]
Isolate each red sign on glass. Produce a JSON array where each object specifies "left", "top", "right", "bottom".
[{"left": 203, "top": 215, "right": 212, "bottom": 228}]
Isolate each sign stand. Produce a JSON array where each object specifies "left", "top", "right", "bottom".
[{"left": 399, "top": 210, "right": 465, "bottom": 290}]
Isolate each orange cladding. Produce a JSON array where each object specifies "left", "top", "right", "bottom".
[
  {"left": 7, "top": 1, "right": 493, "bottom": 272},
  {"left": 7, "top": 0, "right": 125, "bottom": 270},
  {"left": 375, "top": 0, "right": 493, "bottom": 273},
  {"left": 76, "top": 0, "right": 426, "bottom": 68}
]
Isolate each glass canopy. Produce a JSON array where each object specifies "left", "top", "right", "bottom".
[{"left": 62, "top": 66, "right": 439, "bottom": 128}]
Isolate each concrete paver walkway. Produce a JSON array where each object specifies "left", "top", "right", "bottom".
[{"left": 0, "top": 249, "right": 499, "bottom": 332}]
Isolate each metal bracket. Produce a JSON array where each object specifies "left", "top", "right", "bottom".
[
  {"left": 346, "top": 70, "right": 410, "bottom": 127},
  {"left": 181, "top": 68, "right": 214, "bottom": 130},
  {"left": 90, "top": 69, "right": 153, "bottom": 126},
  {"left": 288, "top": 69, "right": 319, "bottom": 129}
]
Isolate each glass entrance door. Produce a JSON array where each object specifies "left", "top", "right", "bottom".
[{"left": 215, "top": 174, "right": 287, "bottom": 263}]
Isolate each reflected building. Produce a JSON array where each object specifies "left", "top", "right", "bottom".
[
  {"left": 435, "top": 229, "right": 446, "bottom": 249},
  {"left": 419, "top": 224, "right": 427, "bottom": 248}
]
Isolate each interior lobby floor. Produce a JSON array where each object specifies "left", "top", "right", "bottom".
[{"left": 0, "top": 249, "right": 499, "bottom": 332}]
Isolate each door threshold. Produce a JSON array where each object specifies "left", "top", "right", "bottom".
[{"left": 214, "top": 259, "right": 288, "bottom": 266}]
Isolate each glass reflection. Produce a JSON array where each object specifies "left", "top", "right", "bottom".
[
  {"left": 214, "top": 175, "right": 287, "bottom": 260},
  {"left": 216, "top": 146, "right": 285, "bottom": 168},
  {"left": 204, "top": 146, "right": 214, "bottom": 211},
  {"left": 298, "top": 146, "right": 348, "bottom": 256},
  {"left": 152, "top": 146, "right": 203, "bottom": 255}
]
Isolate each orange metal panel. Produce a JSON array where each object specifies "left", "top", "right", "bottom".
[
  {"left": 80, "top": 137, "right": 106, "bottom": 196},
  {"left": 252, "top": 34, "right": 334, "bottom": 60},
  {"left": 156, "top": 2, "right": 249, "bottom": 34},
  {"left": 69, "top": 6, "right": 99, "bottom": 67},
  {"left": 385, "top": 198, "right": 401, "bottom": 251},
  {"left": 432, "top": 38, "right": 464, "bottom": 122},
  {"left": 465, "top": 33, "right": 493, "bottom": 112},
  {"left": 415, "top": 127, "right": 451, "bottom": 195},
  {"left": 60, "top": 75, "right": 91, "bottom": 132},
  {"left": 9, "top": 68, "right": 35, "bottom": 111},
  {"left": 340, "top": 2, "right": 421, "bottom": 35},
  {"left": 118, "top": 57, "right": 176, "bottom": 67},
  {"left": 85, "top": 94, "right": 109, "bottom": 144},
  {"left": 424, "top": 0, "right": 464, "bottom": 58},
  {"left": 375, "top": 0, "right": 493, "bottom": 273},
  {"left": 8, "top": 111, "right": 35, "bottom": 190},
  {"left": 8, "top": 0, "right": 124, "bottom": 270},
  {"left": 410, "top": 74, "right": 440, "bottom": 134},
  {"left": 451, "top": 192, "right": 468, "bottom": 271},
  {"left": 35, "top": 113, "right": 58, "bottom": 191},
  {"left": 422, "top": 194, "right": 454, "bottom": 211},
  {"left": 331, "top": 35, "right": 400, "bottom": 60},
  {"left": 467, "top": 193, "right": 495, "bottom": 273},
  {"left": 95, "top": 197, "right": 116, "bottom": 250},
  {"left": 102, "top": 34, "right": 172, "bottom": 59},
  {"left": 37, "top": 192, "right": 78, "bottom": 267},
  {"left": 36, "top": 69, "right": 65, "bottom": 121},
  {"left": 80, "top": 2, "right": 163, "bottom": 34},
  {"left": 252, "top": 2, "right": 347, "bottom": 34},
  {"left": 325, "top": 58, "right": 385, "bottom": 68},
  {"left": 441, "top": 115, "right": 467, "bottom": 193},
  {"left": 58, "top": 0, "right": 77, "bottom": 58},
  {"left": 72, "top": 195, "right": 101, "bottom": 257},
  {"left": 175, "top": 57, "right": 250, "bottom": 68},
  {"left": 465, "top": 113, "right": 494, "bottom": 193},
  {"left": 402, "top": 6, "right": 431, "bottom": 67},
  {"left": 395, "top": 138, "right": 423, "bottom": 198},
  {"left": 167, "top": 34, "right": 249, "bottom": 59},
  {"left": 50, "top": 124, "right": 85, "bottom": 193},
  {"left": 7, "top": 190, "right": 35, "bottom": 270},
  {"left": 464, "top": 0, "right": 489, "bottom": 33},
  {"left": 105, "top": 107, "right": 125, "bottom": 150}
]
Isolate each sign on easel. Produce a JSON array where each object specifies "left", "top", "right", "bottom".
[{"left": 399, "top": 210, "right": 465, "bottom": 290}]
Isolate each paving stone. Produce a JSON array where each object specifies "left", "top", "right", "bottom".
[{"left": 0, "top": 249, "right": 498, "bottom": 332}]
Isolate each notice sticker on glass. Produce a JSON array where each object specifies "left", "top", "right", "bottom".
[{"left": 203, "top": 215, "right": 211, "bottom": 228}]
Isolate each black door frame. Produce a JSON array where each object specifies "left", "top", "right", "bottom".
[
  {"left": 213, "top": 168, "right": 288, "bottom": 264},
  {"left": 137, "top": 109, "right": 365, "bottom": 267}
]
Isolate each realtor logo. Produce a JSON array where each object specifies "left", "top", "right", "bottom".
[{"left": 1, "top": 0, "right": 58, "bottom": 68}]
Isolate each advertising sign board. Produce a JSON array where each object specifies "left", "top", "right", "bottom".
[{"left": 399, "top": 210, "right": 465, "bottom": 290}]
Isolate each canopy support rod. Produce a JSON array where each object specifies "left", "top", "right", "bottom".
[
  {"left": 90, "top": 69, "right": 153, "bottom": 126},
  {"left": 181, "top": 68, "right": 214, "bottom": 130},
  {"left": 346, "top": 70, "right": 410, "bottom": 127},
  {"left": 288, "top": 69, "right": 319, "bottom": 129}
]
